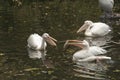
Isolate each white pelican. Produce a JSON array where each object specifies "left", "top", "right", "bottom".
[
  {"left": 77, "top": 20, "right": 111, "bottom": 37},
  {"left": 64, "top": 40, "right": 111, "bottom": 62},
  {"left": 98, "top": 0, "right": 114, "bottom": 16},
  {"left": 27, "top": 33, "right": 57, "bottom": 50}
]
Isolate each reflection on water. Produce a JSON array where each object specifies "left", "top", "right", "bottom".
[
  {"left": 84, "top": 35, "right": 113, "bottom": 47},
  {"left": 27, "top": 48, "right": 54, "bottom": 69},
  {"left": 72, "top": 56, "right": 113, "bottom": 80},
  {"left": 27, "top": 48, "right": 47, "bottom": 60},
  {"left": 73, "top": 62, "right": 110, "bottom": 80},
  {"left": 0, "top": 0, "right": 120, "bottom": 80}
]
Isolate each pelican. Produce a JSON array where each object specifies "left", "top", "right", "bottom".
[
  {"left": 98, "top": 0, "right": 114, "bottom": 17},
  {"left": 27, "top": 33, "right": 57, "bottom": 50},
  {"left": 77, "top": 20, "right": 111, "bottom": 37},
  {"left": 64, "top": 40, "right": 111, "bottom": 62}
]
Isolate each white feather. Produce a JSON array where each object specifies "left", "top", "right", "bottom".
[
  {"left": 27, "top": 33, "right": 47, "bottom": 50},
  {"left": 77, "top": 56, "right": 111, "bottom": 62},
  {"left": 85, "top": 21, "right": 111, "bottom": 37},
  {"left": 98, "top": 0, "right": 114, "bottom": 13},
  {"left": 72, "top": 40, "right": 107, "bottom": 62},
  {"left": 73, "top": 46, "right": 107, "bottom": 62}
]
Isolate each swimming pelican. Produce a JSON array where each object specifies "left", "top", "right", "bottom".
[
  {"left": 77, "top": 20, "right": 111, "bottom": 37},
  {"left": 27, "top": 33, "right": 57, "bottom": 50},
  {"left": 98, "top": 0, "right": 114, "bottom": 17},
  {"left": 64, "top": 40, "right": 111, "bottom": 62}
]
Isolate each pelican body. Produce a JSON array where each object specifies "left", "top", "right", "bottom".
[
  {"left": 98, "top": 0, "right": 114, "bottom": 16},
  {"left": 64, "top": 40, "right": 111, "bottom": 62},
  {"left": 27, "top": 33, "right": 57, "bottom": 50},
  {"left": 77, "top": 20, "right": 111, "bottom": 37}
]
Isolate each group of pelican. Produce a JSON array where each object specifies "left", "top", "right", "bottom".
[
  {"left": 27, "top": 0, "right": 114, "bottom": 63},
  {"left": 27, "top": 20, "right": 111, "bottom": 63}
]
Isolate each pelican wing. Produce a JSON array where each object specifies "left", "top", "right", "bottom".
[
  {"left": 89, "top": 46, "right": 107, "bottom": 56},
  {"left": 73, "top": 50, "right": 95, "bottom": 62},
  {"left": 27, "top": 33, "right": 47, "bottom": 50},
  {"left": 91, "top": 23, "right": 110, "bottom": 36},
  {"left": 77, "top": 56, "right": 111, "bottom": 62},
  {"left": 73, "top": 48, "right": 107, "bottom": 62}
]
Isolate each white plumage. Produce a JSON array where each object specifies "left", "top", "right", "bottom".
[
  {"left": 64, "top": 40, "right": 111, "bottom": 62},
  {"left": 73, "top": 46, "right": 107, "bottom": 62},
  {"left": 76, "top": 56, "right": 111, "bottom": 62},
  {"left": 77, "top": 20, "right": 111, "bottom": 37},
  {"left": 98, "top": 0, "right": 114, "bottom": 15},
  {"left": 27, "top": 33, "right": 57, "bottom": 50},
  {"left": 72, "top": 40, "right": 107, "bottom": 62},
  {"left": 27, "top": 33, "right": 47, "bottom": 50}
]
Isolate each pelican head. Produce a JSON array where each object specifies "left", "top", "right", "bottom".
[
  {"left": 42, "top": 33, "right": 57, "bottom": 46},
  {"left": 77, "top": 20, "right": 93, "bottom": 33},
  {"left": 64, "top": 40, "right": 89, "bottom": 49}
]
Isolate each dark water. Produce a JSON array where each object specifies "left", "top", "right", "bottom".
[{"left": 0, "top": 0, "right": 120, "bottom": 80}]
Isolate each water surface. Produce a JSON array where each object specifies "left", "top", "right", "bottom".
[{"left": 0, "top": 0, "right": 120, "bottom": 80}]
